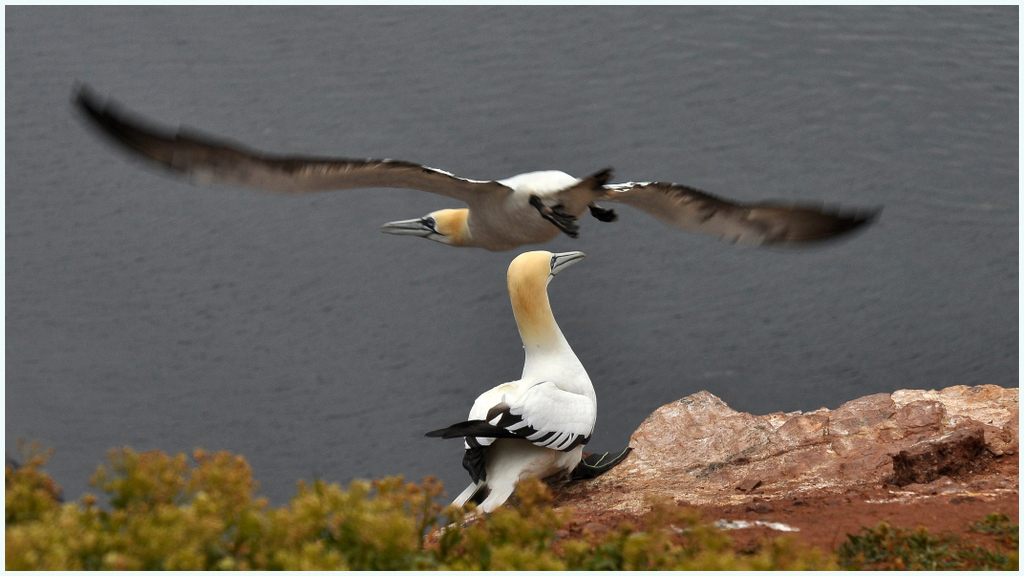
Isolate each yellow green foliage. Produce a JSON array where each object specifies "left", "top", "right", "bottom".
[
  {"left": 971, "top": 512, "right": 1019, "bottom": 550},
  {"left": 5, "top": 441, "right": 63, "bottom": 526},
  {"left": 557, "top": 496, "right": 834, "bottom": 570},
  {"left": 837, "top": 519, "right": 1019, "bottom": 570},
  {"left": 7, "top": 444, "right": 1000, "bottom": 571}
]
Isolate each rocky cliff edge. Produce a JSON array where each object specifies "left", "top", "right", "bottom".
[{"left": 554, "top": 385, "right": 1018, "bottom": 518}]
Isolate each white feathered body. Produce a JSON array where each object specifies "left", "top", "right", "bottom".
[
  {"left": 453, "top": 342, "right": 597, "bottom": 512},
  {"left": 448, "top": 250, "right": 598, "bottom": 513}
]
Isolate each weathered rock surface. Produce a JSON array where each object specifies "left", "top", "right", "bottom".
[
  {"left": 891, "top": 428, "right": 987, "bottom": 486},
  {"left": 553, "top": 385, "right": 1018, "bottom": 514}
]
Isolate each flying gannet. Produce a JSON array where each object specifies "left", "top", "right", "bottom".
[
  {"left": 73, "top": 86, "right": 880, "bottom": 252},
  {"left": 426, "top": 250, "right": 628, "bottom": 513}
]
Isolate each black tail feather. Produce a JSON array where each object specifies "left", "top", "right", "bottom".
[
  {"left": 571, "top": 447, "right": 632, "bottom": 481},
  {"left": 583, "top": 167, "right": 613, "bottom": 189}
]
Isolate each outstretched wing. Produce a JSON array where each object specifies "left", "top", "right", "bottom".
[
  {"left": 603, "top": 181, "right": 880, "bottom": 245},
  {"left": 73, "top": 86, "right": 511, "bottom": 203}
]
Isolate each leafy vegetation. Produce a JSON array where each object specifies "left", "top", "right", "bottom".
[
  {"left": 6, "top": 445, "right": 833, "bottom": 570},
  {"left": 6, "top": 445, "right": 1016, "bottom": 570},
  {"left": 837, "top": 518, "right": 1019, "bottom": 571},
  {"left": 971, "top": 512, "right": 1018, "bottom": 549}
]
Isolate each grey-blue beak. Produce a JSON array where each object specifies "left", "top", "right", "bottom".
[
  {"left": 380, "top": 217, "right": 436, "bottom": 238},
  {"left": 550, "top": 251, "right": 586, "bottom": 275}
]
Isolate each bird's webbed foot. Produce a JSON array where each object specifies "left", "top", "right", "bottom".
[
  {"left": 570, "top": 447, "right": 632, "bottom": 481},
  {"left": 588, "top": 202, "right": 618, "bottom": 223},
  {"left": 529, "top": 195, "right": 579, "bottom": 238}
]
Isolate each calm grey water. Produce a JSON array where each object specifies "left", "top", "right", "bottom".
[{"left": 6, "top": 7, "right": 1018, "bottom": 504}]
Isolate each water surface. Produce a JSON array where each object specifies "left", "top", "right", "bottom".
[{"left": 6, "top": 6, "right": 1018, "bottom": 503}]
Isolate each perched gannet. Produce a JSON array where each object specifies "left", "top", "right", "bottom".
[
  {"left": 73, "top": 86, "right": 880, "bottom": 252},
  {"left": 426, "top": 250, "right": 628, "bottom": 512}
]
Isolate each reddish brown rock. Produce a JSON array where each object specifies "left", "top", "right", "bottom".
[
  {"left": 891, "top": 427, "right": 987, "bottom": 486},
  {"left": 828, "top": 393, "right": 896, "bottom": 436},
  {"left": 988, "top": 408, "right": 1019, "bottom": 456},
  {"left": 773, "top": 412, "right": 829, "bottom": 451},
  {"left": 553, "top": 385, "right": 1018, "bottom": 516},
  {"left": 629, "top": 391, "right": 774, "bottom": 471},
  {"left": 891, "top": 400, "right": 945, "bottom": 434}
]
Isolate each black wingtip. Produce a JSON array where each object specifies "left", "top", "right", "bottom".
[
  {"left": 753, "top": 200, "right": 885, "bottom": 245},
  {"left": 71, "top": 84, "right": 134, "bottom": 135},
  {"left": 827, "top": 204, "right": 884, "bottom": 239},
  {"left": 424, "top": 427, "right": 463, "bottom": 439},
  {"left": 425, "top": 420, "right": 519, "bottom": 441},
  {"left": 71, "top": 83, "right": 106, "bottom": 124},
  {"left": 69, "top": 84, "right": 195, "bottom": 175},
  {"left": 70, "top": 84, "right": 133, "bottom": 144}
]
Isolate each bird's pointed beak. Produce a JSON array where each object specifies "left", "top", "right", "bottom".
[
  {"left": 550, "top": 251, "right": 586, "bottom": 275},
  {"left": 380, "top": 217, "right": 435, "bottom": 238}
]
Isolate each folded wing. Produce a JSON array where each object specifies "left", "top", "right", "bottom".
[
  {"left": 426, "top": 381, "right": 596, "bottom": 481},
  {"left": 427, "top": 382, "right": 595, "bottom": 450}
]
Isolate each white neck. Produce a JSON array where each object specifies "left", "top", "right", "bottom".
[{"left": 509, "top": 277, "right": 587, "bottom": 387}]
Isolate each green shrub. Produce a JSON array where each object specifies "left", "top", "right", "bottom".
[
  {"left": 7, "top": 444, "right": 1001, "bottom": 571},
  {"left": 558, "top": 497, "right": 834, "bottom": 570},
  {"left": 5, "top": 441, "right": 62, "bottom": 526},
  {"left": 971, "top": 513, "right": 1018, "bottom": 550},
  {"left": 7, "top": 447, "right": 268, "bottom": 570},
  {"left": 838, "top": 519, "right": 1018, "bottom": 570}
]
